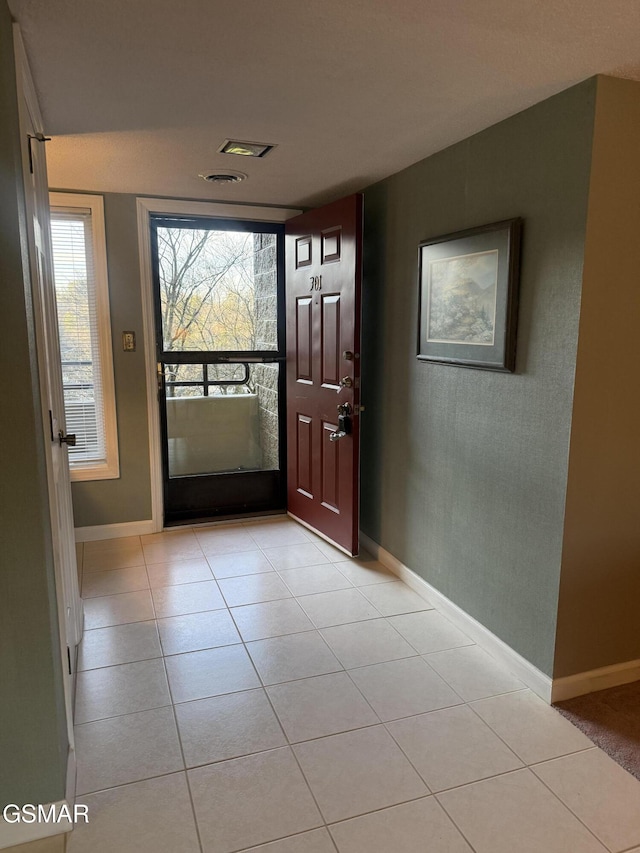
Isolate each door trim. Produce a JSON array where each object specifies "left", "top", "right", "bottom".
[{"left": 136, "top": 198, "right": 301, "bottom": 531}]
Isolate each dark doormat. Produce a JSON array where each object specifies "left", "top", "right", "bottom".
[{"left": 555, "top": 680, "right": 640, "bottom": 781}]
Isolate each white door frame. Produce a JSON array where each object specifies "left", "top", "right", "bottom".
[
  {"left": 13, "top": 26, "right": 82, "bottom": 801},
  {"left": 136, "top": 197, "right": 301, "bottom": 531}
]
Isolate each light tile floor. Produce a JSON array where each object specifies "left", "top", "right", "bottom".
[{"left": 68, "top": 516, "right": 640, "bottom": 853}]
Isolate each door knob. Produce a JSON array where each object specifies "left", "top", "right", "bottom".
[
  {"left": 58, "top": 430, "right": 76, "bottom": 447},
  {"left": 329, "top": 429, "right": 347, "bottom": 442},
  {"left": 337, "top": 376, "right": 353, "bottom": 392}
]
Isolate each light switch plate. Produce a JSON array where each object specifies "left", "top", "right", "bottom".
[{"left": 122, "top": 331, "right": 136, "bottom": 351}]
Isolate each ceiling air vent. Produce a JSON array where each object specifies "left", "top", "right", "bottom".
[{"left": 199, "top": 171, "right": 247, "bottom": 184}]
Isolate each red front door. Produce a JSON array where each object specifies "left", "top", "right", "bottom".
[{"left": 285, "top": 194, "right": 363, "bottom": 555}]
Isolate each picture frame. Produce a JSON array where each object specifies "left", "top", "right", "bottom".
[{"left": 417, "top": 218, "right": 522, "bottom": 372}]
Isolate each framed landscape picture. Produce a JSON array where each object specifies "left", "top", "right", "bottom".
[{"left": 417, "top": 219, "right": 522, "bottom": 372}]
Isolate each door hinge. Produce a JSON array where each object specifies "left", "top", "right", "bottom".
[{"left": 27, "top": 132, "right": 51, "bottom": 174}]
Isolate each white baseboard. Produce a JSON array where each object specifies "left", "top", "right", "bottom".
[
  {"left": 1, "top": 745, "right": 80, "bottom": 848},
  {"left": 0, "top": 738, "right": 80, "bottom": 846},
  {"left": 75, "top": 520, "right": 155, "bottom": 542},
  {"left": 0, "top": 801, "right": 69, "bottom": 849},
  {"left": 551, "top": 658, "right": 640, "bottom": 702},
  {"left": 360, "top": 532, "right": 640, "bottom": 703},
  {"left": 360, "top": 532, "right": 554, "bottom": 703}
]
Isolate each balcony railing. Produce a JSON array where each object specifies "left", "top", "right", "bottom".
[{"left": 164, "top": 363, "right": 250, "bottom": 397}]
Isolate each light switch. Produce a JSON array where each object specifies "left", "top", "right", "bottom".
[{"left": 122, "top": 331, "right": 136, "bottom": 352}]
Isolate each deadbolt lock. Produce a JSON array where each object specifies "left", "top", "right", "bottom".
[{"left": 330, "top": 403, "right": 352, "bottom": 442}]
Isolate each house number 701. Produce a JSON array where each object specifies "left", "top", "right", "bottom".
[{"left": 309, "top": 275, "right": 322, "bottom": 291}]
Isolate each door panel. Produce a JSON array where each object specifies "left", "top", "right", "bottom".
[
  {"left": 321, "top": 227, "right": 341, "bottom": 262},
  {"left": 296, "top": 297, "right": 313, "bottom": 381},
  {"left": 321, "top": 421, "right": 340, "bottom": 512},
  {"left": 295, "top": 236, "right": 312, "bottom": 267},
  {"left": 321, "top": 294, "right": 341, "bottom": 386},
  {"left": 285, "top": 194, "right": 363, "bottom": 554},
  {"left": 296, "top": 415, "right": 313, "bottom": 497}
]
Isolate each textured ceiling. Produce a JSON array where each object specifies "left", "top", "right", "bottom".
[{"left": 8, "top": 0, "right": 640, "bottom": 207}]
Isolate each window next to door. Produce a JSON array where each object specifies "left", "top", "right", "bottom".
[{"left": 49, "top": 192, "right": 119, "bottom": 480}]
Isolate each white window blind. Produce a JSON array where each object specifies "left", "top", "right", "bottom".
[{"left": 49, "top": 194, "right": 119, "bottom": 480}]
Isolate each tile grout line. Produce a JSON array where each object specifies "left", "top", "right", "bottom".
[
  {"left": 463, "top": 690, "right": 587, "bottom": 768},
  {"left": 325, "top": 793, "right": 482, "bottom": 853},
  {"left": 340, "top": 664, "right": 445, "bottom": 804},
  {"left": 225, "top": 827, "right": 339, "bottom": 853},
  {"left": 321, "top": 793, "right": 451, "bottom": 839},
  {"left": 528, "top": 761, "right": 623, "bottom": 853},
  {"left": 83, "top": 564, "right": 147, "bottom": 574},
  {"left": 271, "top": 561, "right": 358, "bottom": 598},
  {"left": 431, "top": 758, "right": 622, "bottom": 853},
  {"left": 76, "top": 767, "right": 200, "bottom": 800},
  {"left": 161, "top": 650, "right": 206, "bottom": 853},
  {"left": 434, "top": 802, "right": 482, "bottom": 853},
  {"left": 433, "top": 767, "right": 529, "bottom": 853},
  {"left": 526, "top": 745, "right": 602, "bottom": 768},
  {"left": 77, "top": 645, "right": 163, "bottom": 674},
  {"left": 74, "top": 694, "right": 172, "bottom": 727},
  {"left": 245, "top": 638, "right": 345, "bottom": 685}
]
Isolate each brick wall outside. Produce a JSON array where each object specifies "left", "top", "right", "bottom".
[{"left": 252, "top": 233, "right": 279, "bottom": 470}]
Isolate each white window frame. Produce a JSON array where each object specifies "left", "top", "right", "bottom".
[{"left": 49, "top": 192, "right": 119, "bottom": 481}]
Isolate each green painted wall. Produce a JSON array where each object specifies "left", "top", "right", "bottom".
[
  {"left": 555, "top": 77, "right": 640, "bottom": 677},
  {"left": 360, "top": 80, "right": 597, "bottom": 676},
  {"left": 0, "top": 3, "right": 68, "bottom": 806},
  {"left": 66, "top": 193, "right": 152, "bottom": 528}
]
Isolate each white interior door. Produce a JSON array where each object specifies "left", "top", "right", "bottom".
[{"left": 13, "top": 27, "right": 83, "bottom": 751}]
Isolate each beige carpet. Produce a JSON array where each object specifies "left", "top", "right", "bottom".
[{"left": 555, "top": 681, "right": 640, "bottom": 780}]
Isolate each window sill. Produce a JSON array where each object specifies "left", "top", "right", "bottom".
[{"left": 70, "top": 462, "right": 120, "bottom": 483}]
